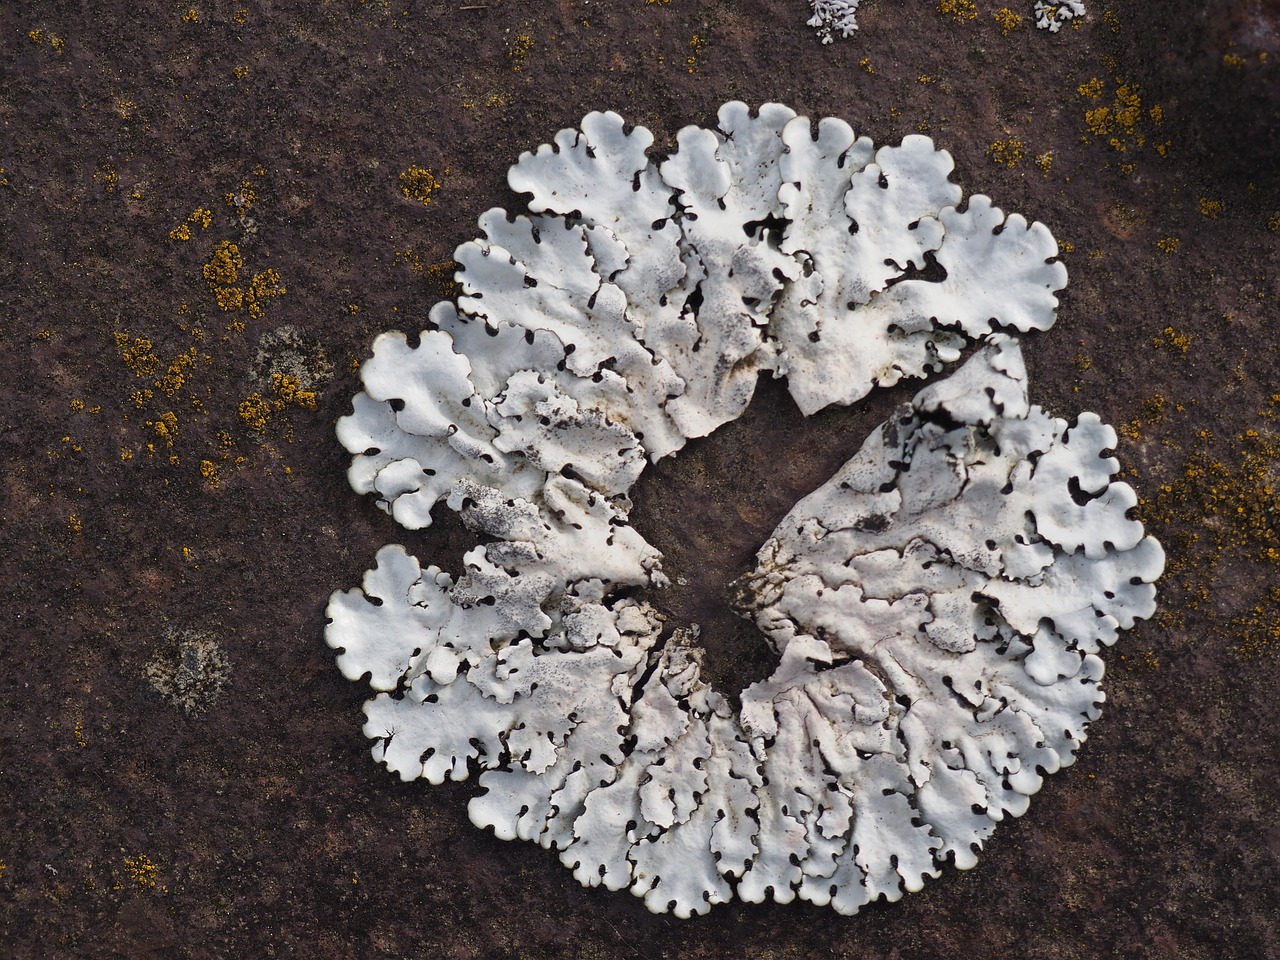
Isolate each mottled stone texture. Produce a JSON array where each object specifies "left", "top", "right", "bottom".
[{"left": 1, "top": 1, "right": 1277, "bottom": 958}]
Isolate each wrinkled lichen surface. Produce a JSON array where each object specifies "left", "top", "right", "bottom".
[{"left": 328, "top": 107, "right": 1161, "bottom": 917}]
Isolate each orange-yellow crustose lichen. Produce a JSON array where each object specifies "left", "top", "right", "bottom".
[
  {"left": 994, "top": 7, "right": 1022, "bottom": 33},
  {"left": 1145, "top": 419, "right": 1280, "bottom": 658},
  {"left": 987, "top": 139, "right": 1024, "bottom": 168},
  {"left": 937, "top": 0, "right": 978, "bottom": 22},
  {"left": 239, "top": 373, "right": 317, "bottom": 433},
  {"left": 123, "top": 854, "right": 159, "bottom": 890},
  {"left": 225, "top": 180, "right": 256, "bottom": 217},
  {"left": 399, "top": 165, "right": 441, "bottom": 205},
  {"left": 1153, "top": 325, "right": 1192, "bottom": 354},
  {"left": 245, "top": 268, "right": 284, "bottom": 319},
  {"left": 686, "top": 35, "right": 707, "bottom": 73},
  {"left": 94, "top": 162, "right": 118, "bottom": 191},
  {"left": 1199, "top": 197, "right": 1224, "bottom": 219},
  {"left": 149, "top": 410, "right": 179, "bottom": 447},
  {"left": 169, "top": 208, "right": 212, "bottom": 242},
  {"left": 202, "top": 240, "right": 284, "bottom": 321},
  {"left": 28, "top": 29, "right": 65, "bottom": 53},
  {"left": 1156, "top": 236, "right": 1180, "bottom": 255},
  {"left": 507, "top": 34, "right": 533, "bottom": 71},
  {"left": 200, "top": 459, "right": 219, "bottom": 487},
  {"left": 1080, "top": 78, "right": 1170, "bottom": 166}
]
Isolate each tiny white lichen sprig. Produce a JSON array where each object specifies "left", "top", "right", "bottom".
[{"left": 327, "top": 104, "right": 1161, "bottom": 917}]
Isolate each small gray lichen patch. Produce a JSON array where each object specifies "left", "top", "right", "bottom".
[
  {"left": 144, "top": 629, "right": 232, "bottom": 715},
  {"left": 327, "top": 103, "right": 1162, "bottom": 918},
  {"left": 252, "top": 324, "right": 333, "bottom": 393}
]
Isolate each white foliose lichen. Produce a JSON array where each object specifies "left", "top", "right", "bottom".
[
  {"left": 1035, "top": 0, "right": 1086, "bottom": 31},
  {"left": 327, "top": 103, "right": 1162, "bottom": 917},
  {"left": 808, "top": 0, "right": 862, "bottom": 43},
  {"left": 806, "top": 0, "right": 1086, "bottom": 38}
]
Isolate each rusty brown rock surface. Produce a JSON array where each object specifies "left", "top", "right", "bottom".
[{"left": 2, "top": 1, "right": 1278, "bottom": 957}]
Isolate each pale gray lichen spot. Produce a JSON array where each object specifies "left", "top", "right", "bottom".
[
  {"left": 144, "top": 629, "right": 232, "bottom": 715},
  {"left": 327, "top": 103, "right": 1161, "bottom": 918},
  {"left": 252, "top": 323, "right": 334, "bottom": 394}
]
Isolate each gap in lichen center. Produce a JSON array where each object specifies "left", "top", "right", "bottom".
[{"left": 628, "top": 370, "right": 904, "bottom": 707}]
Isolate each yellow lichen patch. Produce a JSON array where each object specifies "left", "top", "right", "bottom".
[
  {"left": 94, "top": 162, "right": 119, "bottom": 192},
  {"left": 1073, "top": 352, "right": 1092, "bottom": 372},
  {"left": 994, "top": 7, "right": 1022, "bottom": 33},
  {"left": 232, "top": 64, "right": 250, "bottom": 80},
  {"left": 507, "top": 34, "right": 533, "bottom": 71},
  {"left": 200, "top": 459, "right": 219, "bottom": 487},
  {"left": 272, "top": 372, "right": 317, "bottom": 410},
  {"left": 225, "top": 181, "right": 256, "bottom": 217},
  {"left": 1102, "top": 8, "right": 1120, "bottom": 31},
  {"left": 1035, "top": 151, "right": 1053, "bottom": 174},
  {"left": 123, "top": 854, "right": 158, "bottom": 890},
  {"left": 149, "top": 410, "right": 179, "bottom": 448},
  {"left": 1152, "top": 324, "right": 1192, "bottom": 354},
  {"left": 1077, "top": 77, "right": 1105, "bottom": 100},
  {"left": 1223, "top": 52, "right": 1247, "bottom": 68},
  {"left": 426, "top": 259, "right": 461, "bottom": 298},
  {"left": 115, "top": 332, "right": 161, "bottom": 378},
  {"left": 398, "top": 165, "right": 441, "bottom": 206},
  {"left": 201, "top": 240, "right": 281, "bottom": 322},
  {"left": 67, "top": 513, "right": 83, "bottom": 535},
  {"left": 1146, "top": 425, "right": 1280, "bottom": 658},
  {"left": 686, "top": 34, "right": 707, "bottom": 73},
  {"left": 28, "top": 29, "right": 64, "bottom": 53},
  {"left": 169, "top": 207, "right": 212, "bottom": 241},
  {"left": 238, "top": 392, "right": 273, "bottom": 432},
  {"left": 1116, "top": 649, "right": 1160, "bottom": 672},
  {"left": 245, "top": 268, "right": 285, "bottom": 319},
  {"left": 203, "top": 240, "right": 243, "bottom": 289},
  {"left": 1267, "top": 214, "right": 1280, "bottom": 233},
  {"left": 74, "top": 719, "right": 88, "bottom": 748},
  {"left": 116, "top": 99, "right": 137, "bottom": 120},
  {"left": 239, "top": 374, "right": 317, "bottom": 433},
  {"left": 987, "top": 139, "right": 1024, "bottom": 168},
  {"left": 1199, "top": 197, "right": 1223, "bottom": 219},
  {"left": 858, "top": 57, "right": 875, "bottom": 74},
  {"left": 1081, "top": 78, "right": 1166, "bottom": 166},
  {"left": 937, "top": 0, "right": 978, "bottom": 22},
  {"left": 182, "top": 7, "right": 201, "bottom": 23},
  {"left": 155, "top": 347, "right": 200, "bottom": 397},
  {"left": 1156, "top": 236, "right": 1180, "bottom": 255}
]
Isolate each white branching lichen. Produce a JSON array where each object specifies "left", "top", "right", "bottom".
[
  {"left": 806, "top": 0, "right": 1086, "bottom": 38},
  {"left": 1034, "top": 0, "right": 1086, "bottom": 31},
  {"left": 808, "top": 0, "right": 863, "bottom": 43},
  {"left": 328, "top": 103, "right": 1162, "bottom": 917}
]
